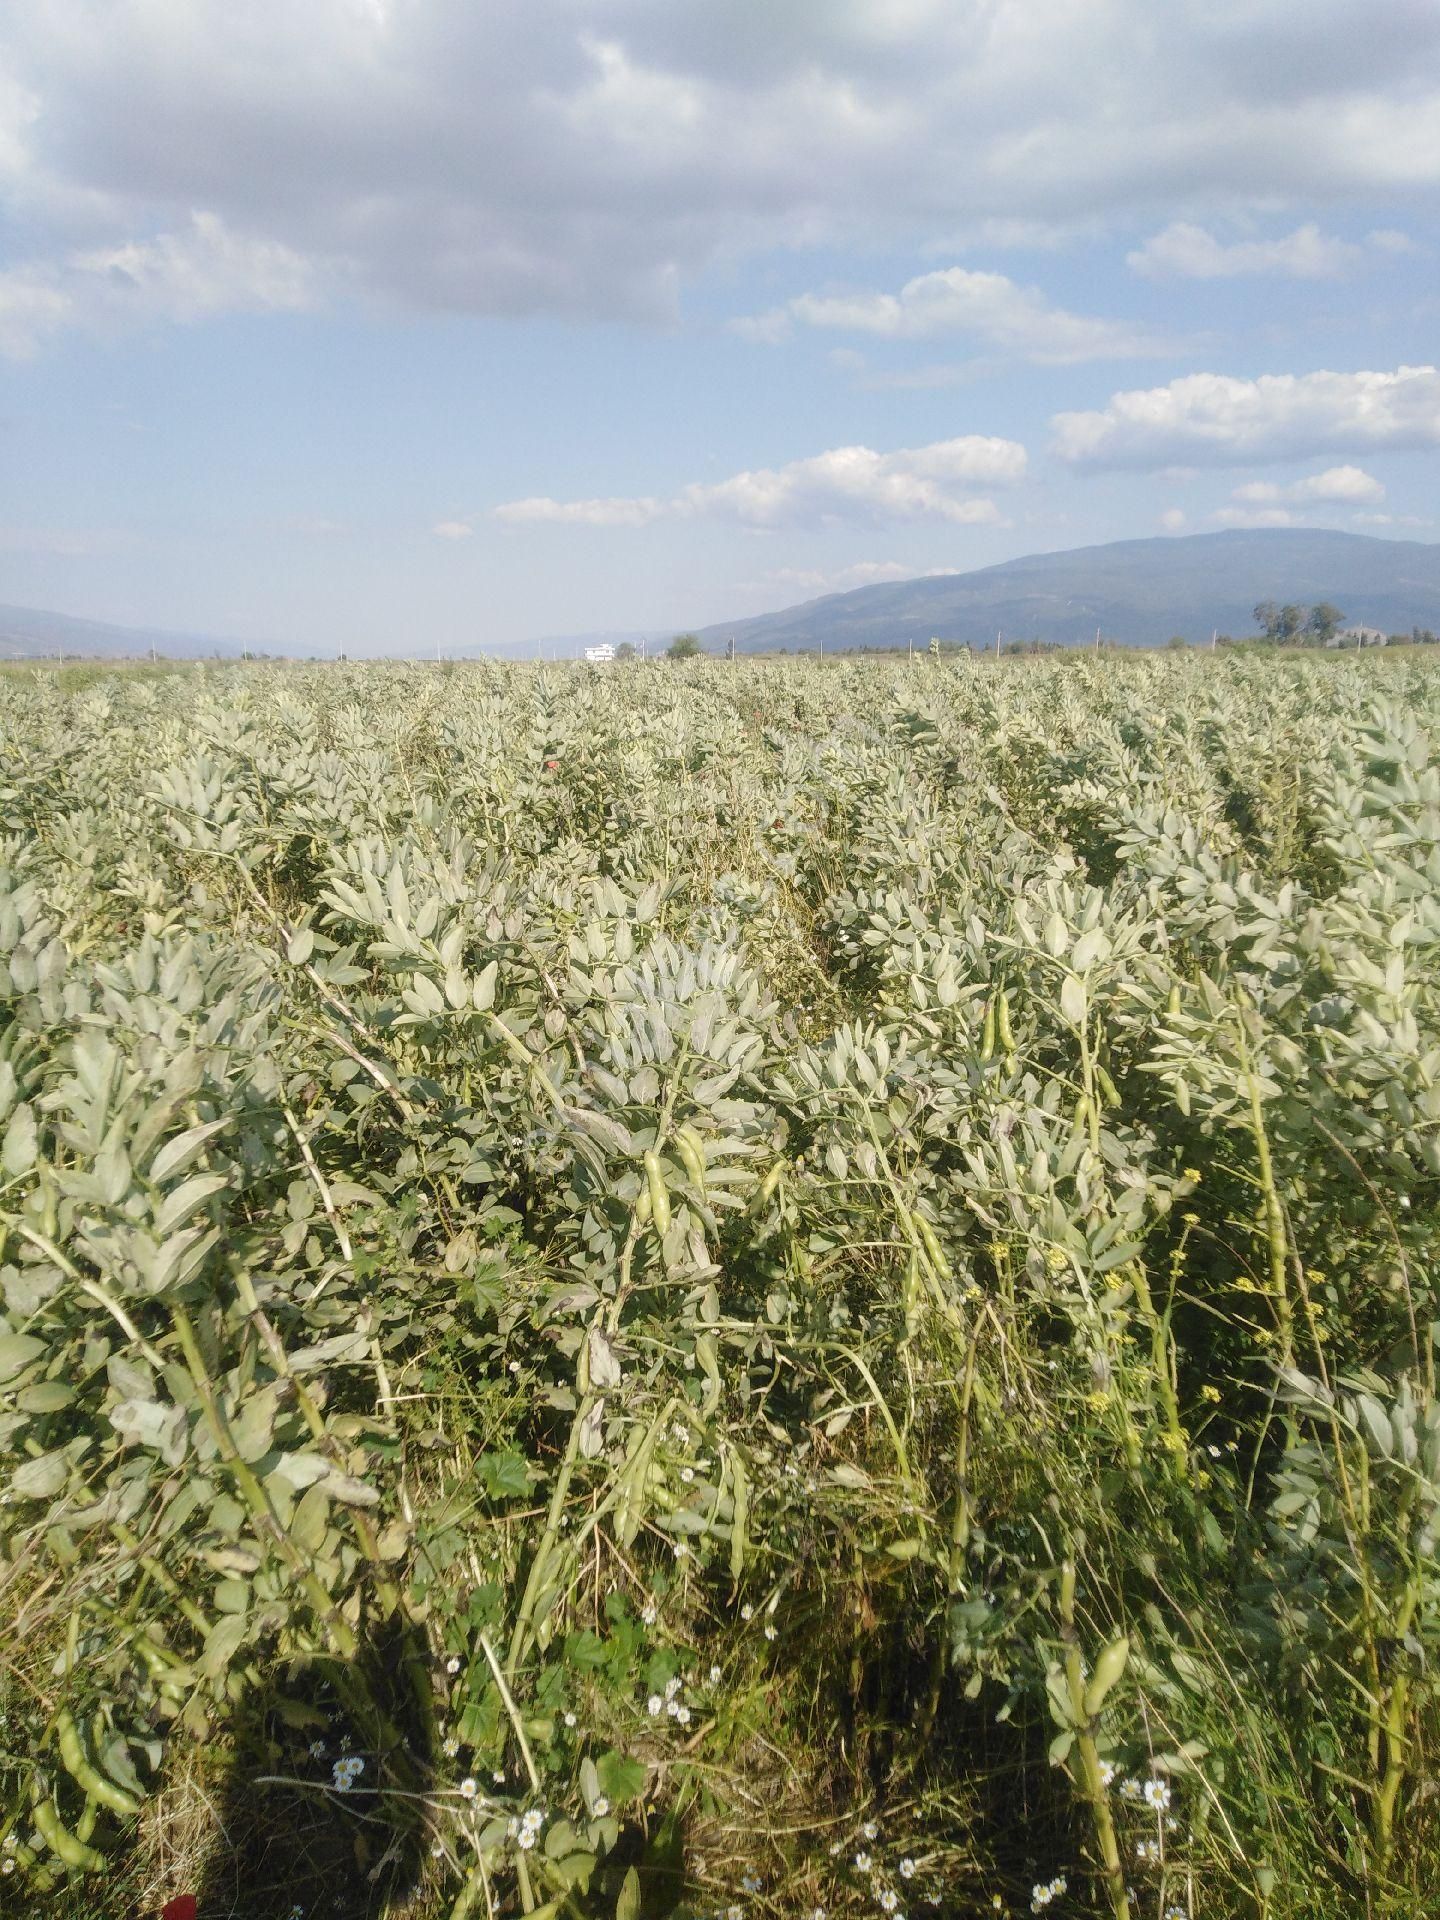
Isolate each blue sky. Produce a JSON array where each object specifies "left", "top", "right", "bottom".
[{"left": 1, "top": 1, "right": 1438, "bottom": 654}]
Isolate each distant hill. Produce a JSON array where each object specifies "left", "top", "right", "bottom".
[
  {"left": 695, "top": 529, "right": 1440, "bottom": 653},
  {"left": 0, "top": 603, "right": 246, "bottom": 661}
]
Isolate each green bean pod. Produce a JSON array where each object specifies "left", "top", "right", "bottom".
[
  {"left": 915, "top": 1212, "right": 952, "bottom": 1281},
  {"left": 754, "top": 1159, "right": 785, "bottom": 1207},
  {"left": 643, "top": 1149, "right": 672, "bottom": 1236},
  {"left": 32, "top": 1798, "right": 105, "bottom": 1874},
  {"left": 675, "top": 1125, "right": 707, "bottom": 1192},
  {"left": 56, "top": 1709, "right": 141, "bottom": 1818}
]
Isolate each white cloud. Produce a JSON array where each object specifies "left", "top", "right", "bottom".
[
  {"left": 1053, "top": 366, "right": 1440, "bottom": 468},
  {"left": 432, "top": 520, "right": 475, "bottom": 540},
  {"left": 1354, "top": 510, "right": 1432, "bottom": 527},
  {"left": 0, "top": 211, "right": 318, "bottom": 356},
  {"left": 1211, "top": 506, "right": 1301, "bottom": 528},
  {"left": 730, "top": 310, "right": 793, "bottom": 346},
  {"left": 1160, "top": 508, "right": 1188, "bottom": 531},
  {"left": 1127, "top": 221, "right": 1363, "bottom": 279},
  {"left": 744, "top": 265, "right": 1171, "bottom": 363},
  {"left": 495, "top": 496, "right": 668, "bottom": 528},
  {"left": 3, "top": 3, "right": 1439, "bottom": 331},
  {"left": 1232, "top": 464, "right": 1385, "bottom": 505},
  {"left": 1367, "top": 228, "right": 1419, "bottom": 256},
  {"left": 495, "top": 435, "right": 1025, "bottom": 532}
]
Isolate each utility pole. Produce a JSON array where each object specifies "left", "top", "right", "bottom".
[
  {"left": 1095, "top": 626, "right": 1100, "bottom": 653},
  {"left": 729, "top": 634, "right": 736, "bottom": 666}
]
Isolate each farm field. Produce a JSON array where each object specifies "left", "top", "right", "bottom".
[{"left": 1, "top": 650, "right": 1438, "bottom": 1920}]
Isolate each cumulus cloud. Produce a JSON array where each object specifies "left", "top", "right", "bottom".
[
  {"left": 1159, "top": 508, "right": 1188, "bottom": 531},
  {"left": 1212, "top": 506, "right": 1301, "bottom": 528},
  {"left": 1231, "top": 465, "right": 1385, "bottom": 505},
  {"left": 0, "top": 211, "right": 318, "bottom": 356},
  {"left": 432, "top": 520, "right": 475, "bottom": 540},
  {"left": 742, "top": 266, "right": 1172, "bottom": 363},
  {"left": 495, "top": 435, "right": 1025, "bottom": 532},
  {"left": 1053, "top": 366, "right": 1440, "bottom": 468},
  {"left": 1127, "top": 221, "right": 1366, "bottom": 279},
  {"left": 2, "top": 3, "right": 1439, "bottom": 330}
]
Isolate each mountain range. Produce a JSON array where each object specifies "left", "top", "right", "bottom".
[
  {"left": 5, "top": 529, "right": 1439, "bottom": 662},
  {"left": 694, "top": 529, "right": 1440, "bottom": 653},
  {"left": 0, "top": 603, "right": 244, "bottom": 661}
]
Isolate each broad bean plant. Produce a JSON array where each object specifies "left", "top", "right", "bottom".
[{"left": 0, "top": 651, "right": 1437, "bottom": 1920}]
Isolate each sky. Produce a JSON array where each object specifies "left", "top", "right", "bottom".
[{"left": 1, "top": 1, "right": 1438, "bottom": 655}]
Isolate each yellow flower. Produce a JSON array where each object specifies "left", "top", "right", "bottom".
[
  {"left": 1183, "top": 1167, "right": 1201, "bottom": 1182},
  {"left": 1157, "top": 1429, "right": 1188, "bottom": 1454},
  {"left": 1200, "top": 1384, "right": 1222, "bottom": 1404},
  {"left": 1232, "top": 1277, "right": 1258, "bottom": 1294},
  {"left": 1086, "top": 1390, "right": 1111, "bottom": 1410}
]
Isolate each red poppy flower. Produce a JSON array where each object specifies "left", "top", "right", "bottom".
[
  {"left": 162, "top": 1897, "right": 198, "bottom": 1920},
  {"left": 545, "top": 758, "right": 559, "bottom": 770}
]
